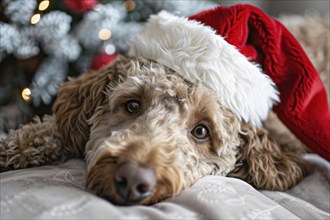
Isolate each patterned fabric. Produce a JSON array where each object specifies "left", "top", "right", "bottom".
[{"left": 1, "top": 154, "right": 329, "bottom": 219}]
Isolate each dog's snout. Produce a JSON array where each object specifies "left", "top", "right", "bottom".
[{"left": 114, "top": 161, "right": 156, "bottom": 204}]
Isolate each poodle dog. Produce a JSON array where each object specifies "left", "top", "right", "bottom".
[{"left": 0, "top": 55, "right": 310, "bottom": 205}]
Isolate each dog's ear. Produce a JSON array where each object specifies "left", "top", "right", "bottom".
[
  {"left": 228, "top": 122, "right": 311, "bottom": 191},
  {"left": 52, "top": 55, "right": 129, "bottom": 157}
]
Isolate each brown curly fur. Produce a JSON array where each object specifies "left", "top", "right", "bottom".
[
  {"left": 0, "top": 115, "right": 66, "bottom": 172},
  {"left": 1, "top": 14, "right": 326, "bottom": 205}
]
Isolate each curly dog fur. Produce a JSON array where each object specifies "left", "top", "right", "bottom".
[
  {"left": 1, "top": 13, "right": 327, "bottom": 205},
  {"left": 0, "top": 56, "right": 310, "bottom": 204}
]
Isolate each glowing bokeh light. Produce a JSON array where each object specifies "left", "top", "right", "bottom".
[
  {"left": 22, "top": 88, "right": 32, "bottom": 101},
  {"left": 31, "top": 14, "right": 41, "bottom": 24},
  {"left": 98, "top": 29, "right": 112, "bottom": 40},
  {"left": 39, "top": 0, "right": 50, "bottom": 11}
]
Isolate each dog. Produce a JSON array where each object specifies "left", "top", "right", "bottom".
[
  {"left": 0, "top": 55, "right": 310, "bottom": 205},
  {"left": 3, "top": 9, "right": 327, "bottom": 206}
]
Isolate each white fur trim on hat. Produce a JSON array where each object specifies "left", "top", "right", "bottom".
[{"left": 128, "top": 11, "right": 279, "bottom": 127}]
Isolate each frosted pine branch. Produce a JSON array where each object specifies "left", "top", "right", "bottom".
[{"left": 3, "top": 0, "right": 37, "bottom": 25}]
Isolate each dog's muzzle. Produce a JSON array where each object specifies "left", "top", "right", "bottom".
[{"left": 113, "top": 161, "right": 157, "bottom": 205}]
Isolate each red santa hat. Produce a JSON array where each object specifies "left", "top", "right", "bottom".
[
  {"left": 128, "top": 4, "right": 330, "bottom": 161},
  {"left": 129, "top": 11, "right": 279, "bottom": 128}
]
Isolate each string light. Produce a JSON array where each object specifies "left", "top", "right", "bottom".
[
  {"left": 98, "top": 29, "right": 112, "bottom": 40},
  {"left": 105, "top": 44, "right": 116, "bottom": 55},
  {"left": 39, "top": 0, "right": 50, "bottom": 11},
  {"left": 31, "top": 14, "right": 41, "bottom": 24},
  {"left": 22, "top": 88, "right": 32, "bottom": 101},
  {"left": 93, "top": 4, "right": 102, "bottom": 12}
]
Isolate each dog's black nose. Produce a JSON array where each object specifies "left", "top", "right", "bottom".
[{"left": 114, "top": 161, "right": 156, "bottom": 204}]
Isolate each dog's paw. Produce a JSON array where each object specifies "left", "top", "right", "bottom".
[{"left": 0, "top": 138, "right": 21, "bottom": 171}]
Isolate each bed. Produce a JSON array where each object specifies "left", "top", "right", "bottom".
[{"left": 1, "top": 154, "right": 329, "bottom": 219}]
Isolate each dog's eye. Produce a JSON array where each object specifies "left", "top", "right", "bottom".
[
  {"left": 125, "top": 100, "right": 140, "bottom": 114},
  {"left": 191, "top": 124, "right": 209, "bottom": 141}
]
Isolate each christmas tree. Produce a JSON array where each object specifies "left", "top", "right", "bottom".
[{"left": 0, "top": 0, "right": 216, "bottom": 134}]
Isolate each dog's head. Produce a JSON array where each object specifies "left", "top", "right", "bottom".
[
  {"left": 84, "top": 56, "right": 241, "bottom": 205},
  {"left": 53, "top": 56, "right": 309, "bottom": 205}
]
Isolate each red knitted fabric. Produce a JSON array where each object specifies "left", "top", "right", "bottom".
[
  {"left": 91, "top": 53, "right": 117, "bottom": 70},
  {"left": 190, "top": 4, "right": 330, "bottom": 161}
]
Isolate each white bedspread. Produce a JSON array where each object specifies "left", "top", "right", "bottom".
[{"left": 1, "top": 154, "right": 329, "bottom": 219}]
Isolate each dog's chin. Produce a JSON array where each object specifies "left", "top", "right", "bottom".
[
  {"left": 101, "top": 179, "right": 174, "bottom": 206},
  {"left": 87, "top": 173, "right": 183, "bottom": 206},
  {"left": 86, "top": 159, "right": 161, "bottom": 206},
  {"left": 103, "top": 195, "right": 154, "bottom": 206}
]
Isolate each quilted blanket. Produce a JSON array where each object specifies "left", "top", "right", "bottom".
[{"left": 1, "top": 154, "right": 329, "bottom": 219}]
